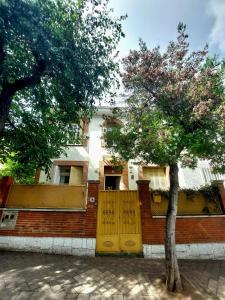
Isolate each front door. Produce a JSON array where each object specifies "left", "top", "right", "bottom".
[
  {"left": 104, "top": 176, "right": 121, "bottom": 190},
  {"left": 96, "top": 190, "right": 142, "bottom": 254}
]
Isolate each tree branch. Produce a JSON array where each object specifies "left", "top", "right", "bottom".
[
  {"left": 0, "top": 35, "right": 6, "bottom": 76},
  {"left": 6, "top": 117, "right": 17, "bottom": 130},
  {"left": 0, "top": 57, "right": 47, "bottom": 135},
  {"left": 141, "top": 81, "right": 157, "bottom": 99},
  {"left": 11, "top": 58, "right": 46, "bottom": 93}
]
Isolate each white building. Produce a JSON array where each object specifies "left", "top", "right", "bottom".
[{"left": 39, "top": 106, "right": 225, "bottom": 190}]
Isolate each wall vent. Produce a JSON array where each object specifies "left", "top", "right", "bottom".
[{"left": 0, "top": 211, "right": 18, "bottom": 229}]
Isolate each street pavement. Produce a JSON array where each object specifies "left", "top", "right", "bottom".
[{"left": 0, "top": 251, "right": 224, "bottom": 299}]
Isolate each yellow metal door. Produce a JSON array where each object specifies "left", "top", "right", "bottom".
[{"left": 96, "top": 191, "right": 142, "bottom": 254}]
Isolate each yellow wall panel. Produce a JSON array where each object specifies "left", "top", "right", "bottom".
[
  {"left": 151, "top": 191, "right": 222, "bottom": 215},
  {"left": 6, "top": 184, "right": 86, "bottom": 209}
]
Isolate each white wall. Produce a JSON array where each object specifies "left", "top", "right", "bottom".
[
  {"left": 1, "top": 236, "right": 225, "bottom": 259},
  {"left": 143, "top": 243, "right": 225, "bottom": 259},
  {"left": 0, "top": 236, "right": 96, "bottom": 256},
  {"left": 88, "top": 115, "right": 105, "bottom": 180},
  {"left": 128, "top": 161, "right": 139, "bottom": 190},
  {"left": 60, "top": 146, "right": 89, "bottom": 161}
]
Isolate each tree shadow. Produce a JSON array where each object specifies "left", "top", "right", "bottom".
[{"left": 0, "top": 251, "right": 218, "bottom": 299}]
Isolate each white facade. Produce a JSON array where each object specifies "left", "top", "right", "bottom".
[{"left": 40, "top": 107, "right": 225, "bottom": 189}]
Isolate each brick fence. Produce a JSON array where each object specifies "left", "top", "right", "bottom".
[
  {"left": 0, "top": 179, "right": 99, "bottom": 238},
  {"left": 137, "top": 180, "right": 225, "bottom": 245},
  {"left": 0, "top": 177, "right": 225, "bottom": 258}
]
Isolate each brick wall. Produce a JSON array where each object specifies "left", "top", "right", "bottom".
[
  {"left": 0, "top": 180, "right": 99, "bottom": 239},
  {"left": 84, "top": 180, "right": 99, "bottom": 237},
  {"left": 137, "top": 180, "right": 225, "bottom": 245},
  {"left": 141, "top": 216, "right": 225, "bottom": 244},
  {"left": 0, "top": 211, "right": 87, "bottom": 237}
]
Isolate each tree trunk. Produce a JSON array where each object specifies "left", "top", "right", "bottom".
[
  {"left": 165, "top": 162, "right": 182, "bottom": 292},
  {"left": 0, "top": 85, "right": 14, "bottom": 136}
]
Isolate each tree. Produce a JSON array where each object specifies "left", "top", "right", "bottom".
[
  {"left": 105, "top": 24, "right": 225, "bottom": 292},
  {"left": 0, "top": 0, "right": 125, "bottom": 180}
]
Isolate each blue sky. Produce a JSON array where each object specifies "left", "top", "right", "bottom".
[{"left": 108, "top": 0, "right": 225, "bottom": 59}]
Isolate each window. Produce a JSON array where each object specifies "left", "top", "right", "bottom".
[
  {"left": 55, "top": 166, "right": 83, "bottom": 185},
  {"left": 102, "top": 118, "right": 122, "bottom": 147},
  {"left": 143, "top": 167, "right": 168, "bottom": 190},
  {"left": 67, "top": 120, "right": 85, "bottom": 145},
  {"left": 59, "top": 166, "right": 71, "bottom": 184}
]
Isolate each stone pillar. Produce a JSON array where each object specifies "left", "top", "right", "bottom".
[
  {"left": 136, "top": 180, "right": 152, "bottom": 243},
  {"left": 85, "top": 180, "right": 100, "bottom": 237},
  {"left": 0, "top": 176, "right": 13, "bottom": 208},
  {"left": 214, "top": 180, "right": 225, "bottom": 213}
]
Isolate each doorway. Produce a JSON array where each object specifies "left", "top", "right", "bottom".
[{"left": 104, "top": 176, "right": 121, "bottom": 190}]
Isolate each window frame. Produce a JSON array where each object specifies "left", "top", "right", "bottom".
[
  {"left": 66, "top": 119, "right": 89, "bottom": 146},
  {"left": 52, "top": 161, "right": 88, "bottom": 186}
]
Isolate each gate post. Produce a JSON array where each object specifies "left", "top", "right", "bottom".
[
  {"left": 85, "top": 180, "right": 100, "bottom": 237},
  {"left": 0, "top": 176, "right": 14, "bottom": 208},
  {"left": 137, "top": 180, "right": 152, "bottom": 243}
]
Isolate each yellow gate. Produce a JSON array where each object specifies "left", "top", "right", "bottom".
[{"left": 96, "top": 191, "right": 142, "bottom": 253}]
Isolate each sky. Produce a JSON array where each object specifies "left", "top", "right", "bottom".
[{"left": 108, "top": 0, "right": 225, "bottom": 59}]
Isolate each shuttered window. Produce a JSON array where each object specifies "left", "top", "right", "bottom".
[
  {"left": 143, "top": 167, "right": 167, "bottom": 190},
  {"left": 201, "top": 168, "right": 225, "bottom": 184}
]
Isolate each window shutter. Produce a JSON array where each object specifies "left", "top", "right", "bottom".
[
  {"left": 69, "top": 166, "right": 83, "bottom": 185},
  {"left": 202, "top": 168, "right": 225, "bottom": 184},
  {"left": 143, "top": 167, "right": 167, "bottom": 190}
]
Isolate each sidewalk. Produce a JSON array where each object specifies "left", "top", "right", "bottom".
[{"left": 0, "top": 251, "right": 224, "bottom": 299}]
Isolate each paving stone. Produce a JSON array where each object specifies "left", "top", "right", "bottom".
[
  {"left": 111, "top": 295, "right": 123, "bottom": 300},
  {"left": 77, "top": 294, "right": 90, "bottom": 300},
  {"left": 0, "top": 288, "right": 15, "bottom": 300},
  {"left": 65, "top": 294, "right": 79, "bottom": 300},
  {"left": 0, "top": 251, "right": 224, "bottom": 300},
  {"left": 50, "top": 284, "right": 64, "bottom": 292},
  {"left": 102, "top": 288, "right": 118, "bottom": 297},
  {"left": 217, "top": 276, "right": 225, "bottom": 298},
  {"left": 208, "top": 278, "right": 218, "bottom": 295},
  {"left": 11, "top": 291, "right": 33, "bottom": 300},
  {"left": 89, "top": 294, "right": 102, "bottom": 300}
]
